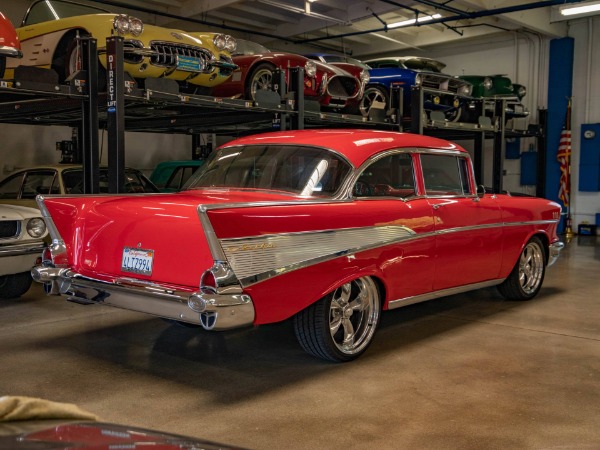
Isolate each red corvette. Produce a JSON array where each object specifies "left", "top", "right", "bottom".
[
  {"left": 0, "top": 11, "right": 21, "bottom": 79},
  {"left": 210, "top": 39, "right": 367, "bottom": 110},
  {"left": 33, "top": 130, "right": 563, "bottom": 362}
]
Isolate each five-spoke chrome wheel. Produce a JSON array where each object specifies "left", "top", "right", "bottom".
[
  {"left": 498, "top": 236, "right": 546, "bottom": 300},
  {"left": 247, "top": 63, "right": 275, "bottom": 101},
  {"left": 294, "top": 276, "right": 381, "bottom": 362}
]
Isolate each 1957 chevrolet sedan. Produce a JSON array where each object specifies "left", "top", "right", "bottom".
[{"left": 32, "top": 130, "right": 563, "bottom": 362}]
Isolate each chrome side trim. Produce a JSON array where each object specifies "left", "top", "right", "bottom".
[
  {"left": 220, "top": 225, "right": 416, "bottom": 286},
  {"left": 388, "top": 279, "right": 505, "bottom": 309}
]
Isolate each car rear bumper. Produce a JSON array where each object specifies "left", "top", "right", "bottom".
[
  {"left": 31, "top": 266, "right": 255, "bottom": 331},
  {"left": 548, "top": 241, "right": 564, "bottom": 266}
]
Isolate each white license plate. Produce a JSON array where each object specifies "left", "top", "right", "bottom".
[{"left": 121, "top": 247, "right": 154, "bottom": 276}]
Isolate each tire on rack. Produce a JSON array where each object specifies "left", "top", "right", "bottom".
[
  {"left": 0, "top": 272, "right": 33, "bottom": 299},
  {"left": 497, "top": 236, "right": 546, "bottom": 300},
  {"left": 293, "top": 276, "right": 382, "bottom": 362},
  {"left": 359, "top": 85, "right": 389, "bottom": 118},
  {"left": 245, "top": 62, "right": 277, "bottom": 101},
  {"left": 53, "top": 30, "right": 106, "bottom": 89}
]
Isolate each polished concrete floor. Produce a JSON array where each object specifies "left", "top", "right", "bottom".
[{"left": 1, "top": 236, "right": 599, "bottom": 449}]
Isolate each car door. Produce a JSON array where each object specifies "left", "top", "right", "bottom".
[
  {"left": 354, "top": 151, "right": 436, "bottom": 301},
  {"left": 420, "top": 153, "right": 503, "bottom": 291}
]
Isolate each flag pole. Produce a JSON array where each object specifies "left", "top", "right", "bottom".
[{"left": 565, "top": 98, "right": 574, "bottom": 241}]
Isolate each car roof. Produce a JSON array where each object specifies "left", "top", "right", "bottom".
[{"left": 219, "top": 129, "right": 466, "bottom": 168}]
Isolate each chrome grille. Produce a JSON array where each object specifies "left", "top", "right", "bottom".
[
  {"left": 326, "top": 75, "right": 359, "bottom": 98},
  {"left": 0, "top": 220, "right": 19, "bottom": 239},
  {"left": 149, "top": 41, "right": 212, "bottom": 70},
  {"left": 421, "top": 74, "right": 470, "bottom": 94}
]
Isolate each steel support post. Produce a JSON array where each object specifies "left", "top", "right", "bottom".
[
  {"left": 410, "top": 86, "right": 424, "bottom": 134},
  {"left": 106, "top": 36, "right": 125, "bottom": 193},
  {"left": 536, "top": 108, "right": 547, "bottom": 198},
  {"left": 289, "top": 67, "right": 304, "bottom": 130},
  {"left": 492, "top": 99, "right": 506, "bottom": 193},
  {"left": 80, "top": 37, "right": 99, "bottom": 194}
]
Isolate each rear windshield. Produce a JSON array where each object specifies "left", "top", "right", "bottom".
[{"left": 184, "top": 145, "right": 352, "bottom": 197}]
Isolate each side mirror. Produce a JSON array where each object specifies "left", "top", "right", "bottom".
[{"left": 476, "top": 185, "right": 486, "bottom": 199}]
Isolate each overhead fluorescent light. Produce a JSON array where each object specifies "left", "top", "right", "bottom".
[
  {"left": 559, "top": 1, "right": 600, "bottom": 16},
  {"left": 388, "top": 13, "right": 442, "bottom": 29}
]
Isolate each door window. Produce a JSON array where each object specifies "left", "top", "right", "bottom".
[{"left": 421, "top": 154, "right": 470, "bottom": 196}]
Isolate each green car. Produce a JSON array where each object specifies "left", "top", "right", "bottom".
[
  {"left": 459, "top": 74, "right": 528, "bottom": 119},
  {"left": 150, "top": 160, "right": 205, "bottom": 192}
]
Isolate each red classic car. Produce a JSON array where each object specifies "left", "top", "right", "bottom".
[
  {"left": 32, "top": 130, "right": 563, "bottom": 362},
  {"left": 210, "top": 39, "right": 366, "bottom": 110},
  {"left": 0, "top": 11, "right": 21, "bottom": 79}
]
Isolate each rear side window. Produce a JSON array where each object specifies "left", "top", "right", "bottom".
[{"left": 421, "top": 154, "right": 470, "bottom": 196}]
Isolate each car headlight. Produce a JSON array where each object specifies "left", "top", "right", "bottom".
[
  {"left": 129, "top": 17, "right": 144, "bottom": 37},
  {"left": 26, "top": 218, "right": 46, "bottom": 238},
  {"left": 113, "top": 15, "right": 144, "bottom": 36},
  {"left": 483, "top": 77, "right": 493, "bottom": 90},
  {"left": 414, "top": 74, "right": 422, "bottom": 86},
  {"left": 459, "top": 84, "right": 472, "bottom": 96},
  {"left": 305, "top": 60, "right": 317, "bottom": 78},
  {"left": 225, "top": 35, "right": 237, "bottom": 52},
  {"left": 213, "top": 34, "right": 226, "bottom": 51},
  {"left": 360, "top": 69, "right": 370, "bottom": 84},
  {"left": 516, "top": 85, "right": 527, "bottom": 98}
]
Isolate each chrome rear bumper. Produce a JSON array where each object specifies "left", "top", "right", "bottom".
[{"left": 31, "top": 266, "right": 254, "bottom": 331}]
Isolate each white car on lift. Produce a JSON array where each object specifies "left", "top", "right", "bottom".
[{"left": 0, "top": 204, "right": 47, "bottom": 298}]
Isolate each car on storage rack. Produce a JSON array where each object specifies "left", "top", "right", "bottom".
[
  {"left": 304, "top": 53, "right": 370, "bottom": 113},
  {"left": 33, "top": 129, "right": 563, "bottom": 362},
  {"left": 150, "top": 160, "right": 205, "bottom": 192},
  {"left": 211, "top": 39, "right": 366, "bottom": 111},
  {"left": 5, "top": 0, "right": 237, "bottom": 92},
  {"left": 0, "top": 165, "right": 159, "bottom": 209},
  {"left": 0, "top": 204, "right": 47, "bottom": 298},
  {"left": 459, "top": 74, "right": 528, "bottom": 120},
  {"left": 362, "top": 56, "right": 473, "bottom": 122},
  {"left": 0, "top": 11, "right": 22, "bottom": 79}
]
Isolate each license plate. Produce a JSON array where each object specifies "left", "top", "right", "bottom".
[
  {"left": 176, "top": 55, "right": 203, "bottom": 72},
  {"left": 121, "top": 247, "right": 154, "bottom": 276}
]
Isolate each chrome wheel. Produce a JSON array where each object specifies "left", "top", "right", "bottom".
[
  {"left": 498, "top": 236, "right": 546, "bottom": 300},
  {"left": 518, "top": 241, "right": 544, "bottom": 295},
  {"left": 294, "top": 276, "right": 381, "bottom": 362},
  {"left": 359, "top": 86, "right": 389, "bottom": 117},
  {"left": 249, "top": 65, "right": 274, "bottom": 101}
]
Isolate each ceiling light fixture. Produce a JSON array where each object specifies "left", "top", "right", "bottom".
[
  {"left": 388, "top": 13, "right": 442, "bottom": 29},
  {"left": 559, "top": 0, "right": 600, "bottom": 16}
]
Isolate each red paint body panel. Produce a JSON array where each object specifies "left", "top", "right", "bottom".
[
  {"left": 39, "top": 130, "right": 561, "bottom": 330},
  {"left": 0, "top": 12, "right": 20, "bottom": 56}
]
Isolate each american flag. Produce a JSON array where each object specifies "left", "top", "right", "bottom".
[{"left": 557, "top": 100, "right": 572, "bottom": 207}]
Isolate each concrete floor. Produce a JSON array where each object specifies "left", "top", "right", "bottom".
[{"left": 1, "top": 236, "right": 599, "bottom": 449}]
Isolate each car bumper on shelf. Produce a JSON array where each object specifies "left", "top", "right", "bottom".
[{"left": 31, "top": 266, "right": 255, "bottom": 331}]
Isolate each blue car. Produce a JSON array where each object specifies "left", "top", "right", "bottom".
[{"left": 362, "top": 56, "right": 473, "bottom": 122}]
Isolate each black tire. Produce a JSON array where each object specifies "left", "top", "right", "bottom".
[
  {"left": 359, "top": 85, "right": 389, "bottom": 118},
  {"left": 245, "top": 62, "right": 276, "bottom": 101},
  {"left": 498, "top": 236, "right": 546, "bottom": 300},
  {"left": 293, "top": 276, "right": 381, "bottom": 362},
  {"left": 54, "top": 32, "right": 106, "bottom": 89},
  {"left": 0, "top": 272, "right": 33, "bottom": 299},
  {"left": 0, "top": 56, "right": 6, "bottom": 79}
]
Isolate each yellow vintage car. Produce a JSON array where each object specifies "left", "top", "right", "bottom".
[{"left": 6, "top": 0, "right": 237, "bottom": 91}]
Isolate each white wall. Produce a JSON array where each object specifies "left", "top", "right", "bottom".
[
  {"left": 569, "top": 16, "right": 600, "bottom": 230},
  {"left": 0, "top": 123, "right": 192, "bottom": 178}
]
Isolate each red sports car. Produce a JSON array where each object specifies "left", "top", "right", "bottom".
[
  {"left": 0, "top": 11, "right": 21, "bottom": 79},
  {"left": 33, "top": 130, "right": 563, "bottom": 362},
  {"left": 211, "top": 39, "right": 366, "bottom": 110}
]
